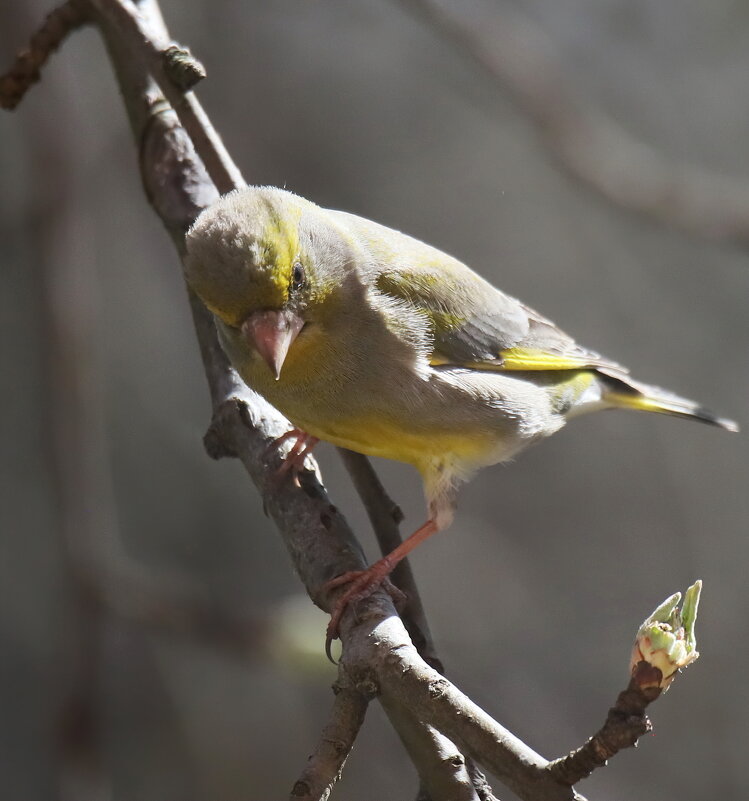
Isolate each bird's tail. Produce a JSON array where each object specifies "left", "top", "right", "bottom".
[{"left": 598, "top": 370, "right": 738, "bottom": 432}]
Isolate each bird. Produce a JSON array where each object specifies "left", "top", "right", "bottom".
[{"left": 184, "top": 185, "right": 737, "bottom": 654}]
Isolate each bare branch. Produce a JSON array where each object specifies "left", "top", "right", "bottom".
[
  {"left": 290, "top": 680, "right": 369, "bottom": 801},
  {"left": 89, "top": 0, "right": 244, "bottom": 193},
  {"left": 465, "top": 761, "right": 501, "bottom": 801},
  {"left": 548, "top": 662, "right": 662, "bottom": 786},
  {"left": 0, "top": 0, "right": 88, "bottom": 109},
  {"left": 341, "top": 615, "right": 582, "bottom": 801},
  {"left": 86, "top": 39, "right": 472, "bottom": 801},
  {"left": 381, "top": 695, "right": 483, "bottom": 801},
  {"left": 399, "top": 0, "right": 749, "bottom": 244}
]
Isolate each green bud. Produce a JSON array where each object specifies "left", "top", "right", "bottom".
[{"left": 630, "top": 580, "right": 702, "bottom": 690}]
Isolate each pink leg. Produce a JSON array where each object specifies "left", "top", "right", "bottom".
[{"left": 324, "top": 519, "right": 439, "bottom": 660}]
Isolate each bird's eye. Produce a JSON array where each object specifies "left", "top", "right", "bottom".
[{"left": 291, "top": 262, "right": 306, "bottom": 290}]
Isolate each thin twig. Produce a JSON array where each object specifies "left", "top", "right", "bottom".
[
  {"left": 399, "top": 0, "right": 749, "bottom": 244},
  {"left": 547, "top": 662, "right": 662, "bottom": 786},
  {"left": 0, "top": 0, "right": 89, "bottom": 109},
  {"left": 89, "top": 0, "right": 244, "bottom": 193},
  {"left": 290, "top": 680, "right": 369, "bottom": 801},
  {"left": 465, "top": 761, "right": 502, "bottom": 801}
]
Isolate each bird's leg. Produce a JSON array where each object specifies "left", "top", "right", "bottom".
[
  {"left": 324, "top": 518, "right": 440, "bottom": 659},
  {"left": 265, "top": 427, "right": 319, "bottom": 485}
]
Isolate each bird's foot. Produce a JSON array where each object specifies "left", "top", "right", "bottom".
[
  {"left": 265, "top": 428, "right": 319, "bottom": 486},
  {"left": 324, "top": 562, "right": 407, "bottom": 661}
]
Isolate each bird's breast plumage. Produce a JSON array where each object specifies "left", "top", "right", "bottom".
[{"left": 217, "top": 313, "right": 565, "bottom": 475}]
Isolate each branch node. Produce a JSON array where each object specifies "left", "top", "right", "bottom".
[
  {"left": 0, "top": 0, "right": 89, "bottom": 110},
  {"left": 161, "top": 43, "right": 205, "bottom": 91},
  {"left": 203, "top": 398, "right": 247, "bottom": 459},
  {"left": 354, "top": 677, "right": 380, "bottom": 700},
  {"left": 427, "top": 677, "right": 450, "bottom": 699},
  {"left": 289, "top": 780, "right": 310, "bottom": 798}
]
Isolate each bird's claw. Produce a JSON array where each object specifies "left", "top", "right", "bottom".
[
  {"left": 323, "top": 567, "right": 407, "bottom": 662},
  {"left": 265, "top": 427, "right": 319, "bottom": 486}
]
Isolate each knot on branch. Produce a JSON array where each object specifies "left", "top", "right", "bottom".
[
  {"left": 427, "top": 677, "right": 450, "bottom": 699},
  {"left": 203, "top": 397, "right": 251, "bottom": 459},
  {"left": 390, "top": 501, "right": 405, "bottom": 524},
  {"left": 354, "top": 676, "right": 380, "bottom": 700},
  {"left": 290, "top": 780, "right": 311, "bottom": 798},
  {"left": 0, "top": 0, "right": 88, "bottom": 110},
  {"left": 203, "top": 423, "right": 236, "bottom": 460},
  {"left": 161, "top": 43, "right": 205, "bottom": 91}
]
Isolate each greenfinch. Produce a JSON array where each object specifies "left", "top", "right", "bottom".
[{"left": 184, "top": 186, "right": 737, "bottom": 650}]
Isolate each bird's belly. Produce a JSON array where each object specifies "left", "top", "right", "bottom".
[
  {"left": 295, "top": 411, "right": 501, "bottom": 469},
  {"left": 224, "top": 323, "right": 560, "bottom": 471}
]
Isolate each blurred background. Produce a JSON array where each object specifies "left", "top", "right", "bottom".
[{"left": 2, "top": 0, "right": 748, "bottom": 799}]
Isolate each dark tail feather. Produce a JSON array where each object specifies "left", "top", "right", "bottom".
[{"left": 599, "top": 372, "right": 739, "bottom": 432}]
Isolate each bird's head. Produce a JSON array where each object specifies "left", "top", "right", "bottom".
[{"left": 185, "top": 186, "right": 344, "bottom": 380}]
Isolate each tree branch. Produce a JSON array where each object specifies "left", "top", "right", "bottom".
[
  {"left": 341, "top": 614, "right": 581, "bottom": 801},
  {"left": 399, "top": 0, "right": 749, "bottom": 244},
  {"left": 290, "top": 679, "right": 369, "bottom": 801},
  {"left": 548, "top": 662, "right": 662, "bottom": 786},
  {"left": 336, "top": 452, "right": 493, "bottom": 801},
  {"left": 89, "top": 0, "right": 244, "bottom": 193},
  {"left": 0, "top": 0, "right": 88, "bottom": 109},
  {"left": 381, "top": 695, "right": 484, "bottom": 801}
]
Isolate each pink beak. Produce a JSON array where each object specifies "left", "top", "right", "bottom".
[{"left": 241, "top": 309, "right": 304, "bottom": 380}]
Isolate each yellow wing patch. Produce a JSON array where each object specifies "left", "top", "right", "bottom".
[
  {"left": 497, "top": 347, "right": 600, "bottom": 371},
  {"left": 430, "top": 346, "right": 608, "bottom": 372}
]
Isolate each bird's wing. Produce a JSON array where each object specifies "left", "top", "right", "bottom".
[
  {"left": 374, "top": 258, "right": 623, "bottom": 373},
  {"left": 329, "top": 208, "right": 624, "bottom": 373}
]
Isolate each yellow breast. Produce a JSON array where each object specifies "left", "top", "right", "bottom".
[{"left": 294, "top": 408, "right": 499, "bottom": 473}]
